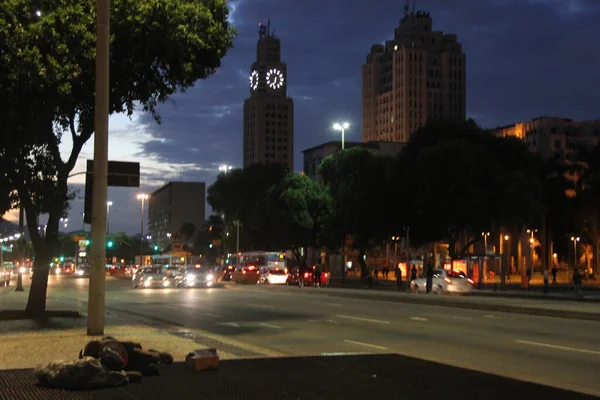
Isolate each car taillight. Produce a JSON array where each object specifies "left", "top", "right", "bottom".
[
  {"left": 242, "top": 270, "right": 246, "bottom": 274},
  {"left": 304, "top": 272, "right": 309, "bottom": 278},
  {"left": 467, "top": 278, "right": 474, "bottom": 284},
  {"left": 443, "top": 277, "right": 452, "bottom": 284}
]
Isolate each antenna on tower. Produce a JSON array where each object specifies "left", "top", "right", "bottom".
[
  {"left": 404, "top": 0, "right": 409, "bottom": 15},
  {"left": 267, "top": 17, "right": 271, "bottom": 36}
]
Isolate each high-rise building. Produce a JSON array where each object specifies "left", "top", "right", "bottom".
[
  {"left": 362, "top": 7, "right": 466, "bottom": 143},
  {"left": 243, "top": 20, "right": 294, "bottom": 171},
  {"left": 492, "top": 117, "right": 600, "bottom": 161},
  {"left": 148, "top": 181, "right": 206, "bottom": 251}
]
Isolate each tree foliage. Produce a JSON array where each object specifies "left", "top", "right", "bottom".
[{"left": 0, "top": 0, "right": 235, "bottom": 314}]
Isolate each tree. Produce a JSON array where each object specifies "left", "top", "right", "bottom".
[
  {"left": 0, "top": 0, "right": 235, "bottom": 315},
  {"left": 179, "top": 222, "right": 196, "bottom": 244},
  {"left": 319, "top": 147, "right": 392, "bottom": 279},
  {"left": 207, "top": 164, "right": 289, "bottom": 250},
  {"left": 269, "top": 173, "right": 332, "bottom": 264}
]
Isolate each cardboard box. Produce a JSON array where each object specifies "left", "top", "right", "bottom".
[{"left": 185, "top": 349, "right": 220, "bottom": 371}]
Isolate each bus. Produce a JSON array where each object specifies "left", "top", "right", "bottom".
[{"left": 238, "top": 251, "right": 286, "bottom": 271}]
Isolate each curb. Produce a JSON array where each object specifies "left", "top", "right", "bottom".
[{"left": 229, "top": 285, "right": 600, "bottom": 322}]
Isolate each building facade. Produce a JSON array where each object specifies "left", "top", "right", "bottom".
[
  {"left": 362, "top": 8, "right": 466, "bottom": 143},
  {"left": 243, "top": 21, "right": 294, "bottom": 171},
  {"left": 148, "top": 181, "right": 206, "bottom": 251},
  {"left": 302, "top": 141, "right": 405, "bottom": 182},
  {"left": 492, "top": 117, "right": 600, "bottom": 161}
]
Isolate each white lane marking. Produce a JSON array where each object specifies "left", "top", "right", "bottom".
[
  {"left": 336, "top": 315, "right": 391, "bottom": 325},
  {"left": 313, "top": 301, "right": 343, "bottom": 307},
  {"left": 220, "top": 322, "right": 240, "bottom": 328},
  {"left": 484, "top": 315, "right": 499, "bottom": 319},
  {"left": 343, "top": 340, "right": 389, "bottom": 351},
  {"left": 260, "top": 323, "right": 282, "bottom": 330},
  {"left": 249, "top": 304, "right": 274, "bottom": 309},
  {"left": 452, "top": 316, "right": 472, "bottom": 320},
  {"left": 410, "top": 317, "right": 428, "bottom": 322},
  {"left": 308, "top": 319, "right": 340, "bottom": 324},
  {"left": 321, "top": 352, "right": 368, "bottom": 356},
  {"left": 516, "top": 340, "right": 600, "bottom": 356}
]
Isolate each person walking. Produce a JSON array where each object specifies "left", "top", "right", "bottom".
[
  {"left": 543, "top": 268, "right": 549, "bottom": 294},
  {"left": 572, "top": 269, "right": 583, "bottom": 299},
  {"left": 551, "top": 266, "right": 558, "bottom": 284},
  {"left": 425, "top": 264, "right": 434, "bottom": 294},
  {"left": 395, "top": 263, "right": 403, "bottom": 289}
]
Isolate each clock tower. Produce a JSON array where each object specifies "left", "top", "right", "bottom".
[{"left": 243, "top": 20, "right": 294, "bottom": 171}]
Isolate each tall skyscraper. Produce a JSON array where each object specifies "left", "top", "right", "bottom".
[
  {"left": 243, "top": 20, "right": 294, "bottom": 171},
  {"left": 362, "top": 6, "right": 466, "bottom": 143}
]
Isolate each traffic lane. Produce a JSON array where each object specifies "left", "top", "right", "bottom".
[{"left": 111, "top": 292, "right": 600, "bottom": 396}]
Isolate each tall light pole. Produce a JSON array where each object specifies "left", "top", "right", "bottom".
[
  {"left": 571, "top": 236, "right": 580, "bottom": 268},
  {"left": 106, "top": 201, "right": 113, "bottom": 234},
  {"left": 137, "top": 194, "right": 149, "bottom": 266},
  {"left": 219, "top": 165, "right": 233, "bottom": 174},
  {"left": 87, "top": 0, "right": 110, "bottom": 336},
  {"left": 481, "top": 232, "right": 490, "bottom": 253},
  {"left": 333, "top": 122, "right": 350, "bottom": 150}
]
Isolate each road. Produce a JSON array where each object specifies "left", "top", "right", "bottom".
[{"left": 43, "top": 275, "right": 600, "bottom": 397}]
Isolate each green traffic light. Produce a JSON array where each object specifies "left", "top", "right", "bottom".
[
  {"left": 85, "top": 240, "right": 90, "bottom": 245},
  {"left": 209, "top": 244, "right": 213, "bottom": 248},
  {"left": 107, "top": 241, "right": 113, "bottom": 248},
  {"left": 153, "top": 245, "right": 159, "bottom": 251},
  {"left": 59, "top": 257, "right": 64, "bottom": 262}
]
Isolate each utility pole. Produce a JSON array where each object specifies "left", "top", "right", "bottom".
[
  {"left": 87, "top": 0, "right": 110, "bottom": 336},
  {"left": 236, "top": 220, "right": 240, "bottom": 268}
]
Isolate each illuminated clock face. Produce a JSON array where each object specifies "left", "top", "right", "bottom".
[
  {"left": 249, "top": 70, "right": 259, "bottom": 90},
  {"left": 266, "top": 68, "right": 284, "bottom": 89}
]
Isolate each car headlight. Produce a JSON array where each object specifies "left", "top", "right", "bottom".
[
  {"left": 19, "top": 267, "right": 26, "bottom": 274},
  {"left": 162, "top": 280, "right": 170, "bottom": 286},
  {"left": 76, "top": 270, "right": 84, "bottom": 276},
  {"left": 186, "top": 274, "right": 196, "bottom": 281},
  {"left": 205, "top": 274, "right": 214, "bottom": 281},
  {"left": 55, "top": 268, "right": 61, "bottom": 274}
]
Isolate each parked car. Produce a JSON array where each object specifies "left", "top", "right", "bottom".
[
  {"left": 132, "top": 265, "right": 173, "bottom": 288},
  {"left": 258, "top": 267, "right": 288, "bottom": 285},
  {"left": 410, "top": 269, "right": 474, "bottom": 294},
  {"left": 174, "top": 265, "right": 215, "bottom": 288}
]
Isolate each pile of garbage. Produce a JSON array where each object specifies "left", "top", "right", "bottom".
[{"left": 34, "top": 336, "right": 173, "bottom": 390}]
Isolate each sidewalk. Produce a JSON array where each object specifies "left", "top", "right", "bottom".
[
  {"left": 0, "top": 289, "right": 236, "bottom": 370},
  {"left": 0, "top": 354, "right": 596, "bottom": 399}
]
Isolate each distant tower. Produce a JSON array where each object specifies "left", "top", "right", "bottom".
[
  {"left": 362, "top": 5, "right": 466, "bottom": 143},
  {"left": 243, "top": 20, "right": 294, "bottom": 171}
]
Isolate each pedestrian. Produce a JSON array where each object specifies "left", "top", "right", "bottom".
[
  {"left": 373, "top": 267, "right": 379, "bottom": 280},
  {"left": 572, "top": 269, "right": 583, "bottom": 299},
  {"left": 410, "top": 265, "right": 417, "bottom": 284},
  {"left": 425, "top": 264, "right": 434, "bottom": 293},
  {"left": 314, "top": 264, "right": 322, "bottom": 288},
  {"left": 543, "top": 268, "right": 549, "bottom": 294},
  {"left": 383, "top": 266, "right": 389, "bottom": 279},
  {"left": 551, "top": 266, "right": 557, "bottom": 284},
  {"left": 395, "top": 263, "right": 402, "bottom": 289},
  {"left": 526, "top": 268, "right": 532, "bottom": 290}
]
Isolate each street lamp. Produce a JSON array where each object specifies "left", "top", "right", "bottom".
[
  {"left": 106, "top": 201, "right": 113, "bottom": 234},
  {"left": 219, "top": 165, "right": 233, "bottom": 174},
  {"left": 571, "top": 236, "right": 580, "bottom": 268},
  {"left": 333, "top": 122, "right": 350, "bottom": 150},
  {"left": 137, "top": 193, "right": 149, "bottom": 266},
  {"left": 481, "top": 232, "right": 490, "bottom": 253},
  {"left": 60, "top": 218, "right": 69, "bottom": 231}
]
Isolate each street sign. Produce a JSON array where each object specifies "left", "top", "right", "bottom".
[
  {"left": 74, "top": 235, "right": 86, "bottom": 242},
  {"left": 78, "top": 239, "right": 87, "bottom": 253},
  {"left": 1, "top": 246, "right": 12, "bottom": 252},
  {"left": 212, "top": 239, "right": 222, "bottom": 246},
  {"left": 84, "top": 160, "right": 140, "bottom": 224}
]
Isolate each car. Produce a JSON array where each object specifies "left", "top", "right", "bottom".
[
  {"left": 74, "top": 266, "right": 90, "bottom": 278},
  {"left": 258, "top": 267, "right": 287, "bottom": 285},
  {"left": 232, "top": 265, "right": 261, "bottom": 284},
  {"left": 132, "top": 265, "right": 173, "bottom": 288},
  {"left": 286, "top": 266, "right": 330, "bottom": 287},
  {"left": 410, "top": 269, "right": 474, "bottom": 294},
  {"left": 174, "top": 265, "right": 215, "bottom": 288}
]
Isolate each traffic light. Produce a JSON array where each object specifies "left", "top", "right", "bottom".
[
  {"left": 59, "top": 256, "right": 64, "bottom": 262},
  {"left": 85, "top": 240, "right": 90, "bottom": 245},
  {"left": 209, "top": 244, "right": 213, "bottom": 249},
  {"left": 153, "top": 245, "right": 159, "bottom": 251},
  {"left": 107, "top": 241, "right": 113, "bottom": 248}
]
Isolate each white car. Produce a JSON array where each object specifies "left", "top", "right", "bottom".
[
  {"left": 258, "top": 268, "right": 288, "bottom": 285},
  {"left": 410, "top": 269, "right": 474, "bottom": 294}
]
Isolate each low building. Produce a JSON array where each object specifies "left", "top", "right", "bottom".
[
  {"left": 148, "top": 181, "right": 205, "bottom": 251},
  {"left": 302, "top": 141, "right": 404, "bottom": 182},
  {"left": 491, "top": 117, "right": 600, "bottom": 161}
]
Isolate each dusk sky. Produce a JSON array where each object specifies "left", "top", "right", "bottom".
[{"left": 3, "top": 0, "right": 600, "bottom": 235}]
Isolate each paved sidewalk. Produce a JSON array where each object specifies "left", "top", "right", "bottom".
[
  {"left": 0, "top": 289, "right": 236, "bottom": 370},
  {"left": 0, "top": 354, "right": 596, "bottom": 399}
]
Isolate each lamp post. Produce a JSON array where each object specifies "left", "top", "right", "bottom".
[
  {"left": 219, "top": 165, "right": 233, "bottom": 174},
  {"left": 106, "top": 201, "right": 113, "bottom": 234},
  {"left": 137, "top": 194, "right": 149, "bottom": 266},
  {"left": 60, "top": 218, "right": 68, "bottom": 232},
  {"left": 481, "top": 232, "right": 490, "bottom": 253},
  {"left": 333, "top": 122, "right": 350, "bottom": 150},
  {"left": 571, "top": 236, "right": 580, "bottom": 268},
  {"left": 527, "top": 229, "right": 538, "bottom": 270}
]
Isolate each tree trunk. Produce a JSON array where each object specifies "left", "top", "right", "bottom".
[{"left": 25, "top": 250, "right": 51, "bottom": 316}]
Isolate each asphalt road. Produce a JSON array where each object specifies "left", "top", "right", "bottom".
[{"left": 43, "top": 275, "right": 600, "bottom": 397}]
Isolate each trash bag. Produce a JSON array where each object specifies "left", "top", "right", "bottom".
[{"left": 34, "top": 357, "right": 128, "bottom": 390}]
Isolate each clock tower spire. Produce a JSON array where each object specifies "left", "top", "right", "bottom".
[{"left": 243, "top": 21, "right": 294, "bottom": 171}]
